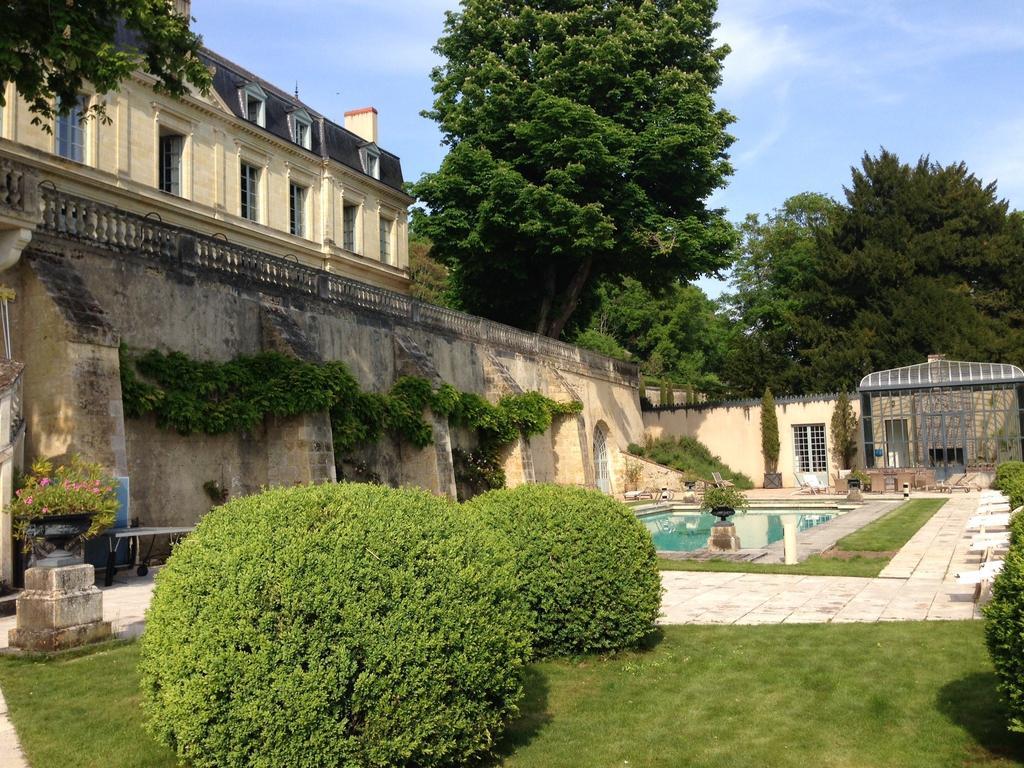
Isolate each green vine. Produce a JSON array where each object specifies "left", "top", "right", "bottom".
[{"left": 119, "top": 345, "right": 582, "bottom": 489}]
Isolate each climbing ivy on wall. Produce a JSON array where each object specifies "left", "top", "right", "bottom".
[{"left": 118, "top": 346, "right": 582, "bottom": 489}]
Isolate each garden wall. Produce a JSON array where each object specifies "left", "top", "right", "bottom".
[
  {"left": 8, "top": 194, "right": 643, "bottom": 528},
  {"left": 643, "top": 395, "right": 863, "bottom": 488}
]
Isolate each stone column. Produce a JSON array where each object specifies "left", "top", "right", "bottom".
[{"left": 8, "top": 565, "right": 111, "bottom": 652}]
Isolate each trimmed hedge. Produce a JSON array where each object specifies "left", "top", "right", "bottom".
[
  {"left": 139, "top": 484, "right": 531, "bottom": 768},
  {"left": 985, "top": 511, "right": 1024, "bottom": 732},
  {"left": 995, "top": 461, "right": 1024, "bottom": 509},
  {"left": 464, "top": 484, "right": 661, "bottom": 658}
]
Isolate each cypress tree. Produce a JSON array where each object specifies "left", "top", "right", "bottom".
[
  {"left": 830, "top": 391, "right": 859, "bottom": 470},
  {"left": 760, "top": 388, "right": 780, "bottom": 475}
]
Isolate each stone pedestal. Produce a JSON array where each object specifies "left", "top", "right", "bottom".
[
  {"left": 708, "top": 522, "right": 741, "bottom": 552},
  {"left": 8, "top": 565, "right": 111, "bottom": 652}
]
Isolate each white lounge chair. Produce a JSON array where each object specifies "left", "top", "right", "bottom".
[
  {"left": 711, "top": 472, "right": 734, "bottom": 489},
  {"left": 956, "top": 560, "right": 1004, "bottom": 584},
  {"left": 969, "top": 534, "right": 1011, "bottom": 552},
  {"left": 967, "top": 513, "right": 1013, "bottom": 530},
  {"left": 804, "top": 474, "right": 828, "bottom": 494},
  {"left": 977, "top": 501, "right": 1011, "bottom": 514}
]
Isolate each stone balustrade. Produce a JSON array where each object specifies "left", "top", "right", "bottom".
[
  {"left": 0, "top": 158, "right": 40, "bottom": 219},
  {"left": 36, "top": 186, "right": 639, "bottom": 385}
]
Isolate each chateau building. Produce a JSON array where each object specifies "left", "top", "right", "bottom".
[{"left": 0, "top": 35, "right": 412, "bottom": 292}]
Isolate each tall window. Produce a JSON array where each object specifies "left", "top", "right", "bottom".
[
  {"left": 240, "top": 162, "right": 260, "bottom": 222},
  {"left": 343, "top": 203, "right": 358, "bottom": 253},
  {"left": 379, "top": 217, "right": 393, "bottom": 264},
  {"left": 159, "top": 134, "right": 184, "bottom": 196},
  {"left": 793, "top": 424, "right": 828, "bottom": 473},
  {"left": 56, "top": 95, "right": 87, "bottom": 162},
  {"left": 289, "top": 183, "right": 307, "bottom": 238}
]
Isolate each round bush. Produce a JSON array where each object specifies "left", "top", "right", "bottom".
[
  {"left": 464, "top": 484, "right": 661, "bottom": 657},
  {"left": 139, "top": 483, "right": 531, "bottom": 768},
  {"left": 985, "top": 512, "right": 1024, "bottom": 732}
]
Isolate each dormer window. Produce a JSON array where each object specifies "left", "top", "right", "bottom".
[
  {"left": 290, "top": 109, "right": 312, "bottom": 150},
  {"left": 360, "top": 144, "right": 381, "bottom": 180},
  {"left": 240, "top": 82, "right": 267, "bottom": 128}
]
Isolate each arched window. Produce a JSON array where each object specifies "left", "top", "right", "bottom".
[{"left": 593, "top": 424, "right": 610, "bottom": 493}]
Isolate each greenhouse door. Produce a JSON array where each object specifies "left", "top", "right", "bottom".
[
  {"left": 594, "top": 426, "right": 611, "bottom": 493},
  {"left": 924, "top": 412, "right": 966, "bottom": 481}
]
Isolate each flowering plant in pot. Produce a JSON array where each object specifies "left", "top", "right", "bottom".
[{"left": 11, "top": 456, "right": 118, "bottom": 564}]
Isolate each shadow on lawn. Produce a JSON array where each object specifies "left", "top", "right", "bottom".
[
  {"left": 489, "top": 666, "right": 552, "bottom": 763},
  {"left": 937, "top": 672, "right": 1024, "bottom": 764}
]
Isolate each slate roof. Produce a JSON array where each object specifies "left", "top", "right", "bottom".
[
  {"left": 199, "top": 49, "right": 406, "bottom": 194},
  {"left": 859, "top": 360, "right": 1024, "bottom": 392}
]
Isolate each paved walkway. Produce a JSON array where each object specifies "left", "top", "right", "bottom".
[{"left": 661, "top": 493, "right": 985, "bottom": 625}]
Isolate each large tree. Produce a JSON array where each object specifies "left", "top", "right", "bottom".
[
  {"left": 0, "top": 0, "right": 210, "bottom": 124},
  {"left": 723, "top": 152, "right": 1024, "bottom": 397},
  {"left": 722, "top": 192, "right": 840, "bottom": 396},
  {"left": 577, "top": 276, "right": 730, "bottom": 395},
  {"left": 414, "top": 0, "right": 735, "bottom": 338}
]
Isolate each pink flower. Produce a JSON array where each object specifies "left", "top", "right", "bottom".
[
  {"left": 41, "top": 507, "right": 49, "bottom": 514},
  {"left": 23, "top": 496, "right": 33, "bottom": 505},
  {"left": 39, "top": 477, "right": 51, "bottom": 487}
]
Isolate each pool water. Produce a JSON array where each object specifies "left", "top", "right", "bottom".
[{"left": 642, "top": 510, "right": 836, "bottom": 552}]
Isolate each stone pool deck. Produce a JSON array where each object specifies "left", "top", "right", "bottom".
[
  {"left": 0, "top": 493, "right": 992, "bottom": 647},
  {"left": 660, "top": 492, "right": 985, "bottom": 624}
]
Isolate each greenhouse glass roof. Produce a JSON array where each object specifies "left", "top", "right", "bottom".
[{"left": 859, "top": 359, "right": 1024, "bottom": 392}]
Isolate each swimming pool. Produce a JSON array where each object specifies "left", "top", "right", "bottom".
[{"left": 640, "top": 506, "right": 843, "bottom": 552}]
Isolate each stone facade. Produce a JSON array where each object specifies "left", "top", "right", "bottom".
[
  {"left": 1, "top": 172, "right": 643, "bottom": 545},
  {"left": 643, "top": 394, "right": 863, "bottom": 489}
]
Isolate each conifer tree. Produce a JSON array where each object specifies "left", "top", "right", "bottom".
[
  {"left": 830, "top": 391, "right": 859, "bottom": 470},
  {"left": 760, "top": 388, "right": 780, "bottom": 475}
]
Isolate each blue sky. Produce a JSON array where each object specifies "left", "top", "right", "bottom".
[{"left": 191, "top": 0, "right": 1024, "bottom": 294}]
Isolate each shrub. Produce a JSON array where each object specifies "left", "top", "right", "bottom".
[
  {"left": 985, "top": 512, "right": 1024, "bottom": 732},
  {"left": 139, "top": 483, "right": 531, "bottom": 768},
  {"left": 464, "top": 484, "right": 661, "bottom": 658},
  {"left": 632, "top": 435, "right": 754, "bottom": 489},
  {"left": 760, "top": 388, "right": 780, "bottom": 474},
  {"left": 702, "top": 485, "right": 749, "bottom": 512},
  {"left": 996, "top": 461, "right": 1024, "bottom": 508}
]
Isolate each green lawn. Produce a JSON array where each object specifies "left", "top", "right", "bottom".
[
  {"left": 657, "top": 498, "right": 947, "bottom": 578},
  {"left": 1, "top": 622, "right": 1021, "bottom": 768},
  {"left": 835, "top": 498, "right": 946, "bottom": 552},
  {"left": 657, "top": 554, "right": 888, "bottom": 577}
]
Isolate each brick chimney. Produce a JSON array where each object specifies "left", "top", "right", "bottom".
[
  {"left": 344, "top": 107, "right": 379, "bottom": 144},
  {"left": 927, "top": 354, "right": 946, "bottom": 362}
]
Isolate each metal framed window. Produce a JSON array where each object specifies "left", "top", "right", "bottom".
[
  {"left": 289, "top": 183, "right": 307, "bottom": 238},
  {"left": 343, "top": 203, "right": 358, "bottom": 252},
  {"left": 159, "top": 134, "right": 183, "bottom": 196},
  {"left": 56, "top": 96, "right": 87, "bottom": 162},
  {"left": 793, "top": 424, "right": 827, "bottom": 473},
  {"left": 240, "top": 162, "right": 260, "bottom": 222}
]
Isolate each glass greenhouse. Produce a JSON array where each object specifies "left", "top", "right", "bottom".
[{"left": 859, "top": 357, "right": 1024, "bottom": 481}]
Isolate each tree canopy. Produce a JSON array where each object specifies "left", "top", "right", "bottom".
[
  {"left": 722, "top": 151, "right": 1024, "bottom": 396},
  {"left": 0, "top": 0, "right": 210, "bottom": 124},
  {"left": 414, "top": 0, "right": 736, "bottom": 338}
]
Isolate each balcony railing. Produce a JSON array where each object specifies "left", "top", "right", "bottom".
[
  {"left": 0, "top": 158, "right": 40, "bottom": 221},
  {"left": 36, "top": 185, "right": 639, "bottom": 385}
]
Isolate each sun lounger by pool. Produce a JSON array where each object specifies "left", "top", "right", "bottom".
[
  {"left": 711, "top": 472, "right": 734, "bottom": 489},
  {"left": 967, "top": 513, "right": 1013, "bottom": 530},
  {"left": 956, "top": 559, "right": 1004, "bottom": 584},
  {"left": 969, "top": 534, "right": 1011, "bottom": 552}
]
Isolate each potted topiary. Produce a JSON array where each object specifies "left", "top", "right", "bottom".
[
  {"left": 760, "top": 388, "right": 782, "bottom": 489},
  {"left": 11, "top": 456, "right": 118, "bottom": 567}
]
